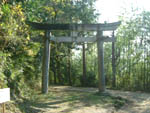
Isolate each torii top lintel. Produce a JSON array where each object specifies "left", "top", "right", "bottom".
[{"left": 26, "top": 21, "right": 121, "bottom": 31}]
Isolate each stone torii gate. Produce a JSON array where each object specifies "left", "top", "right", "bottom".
[{"left": 27, "top": 21, "right": 121, "bottom": 93}]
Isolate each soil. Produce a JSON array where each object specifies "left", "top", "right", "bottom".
[{"left": 1, "top": 86, "right": 150, "bottom": 113}]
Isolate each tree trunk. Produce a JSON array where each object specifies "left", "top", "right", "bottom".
[
  {"left": 68, "top": 48, "right": 72, "bottom": 85},
  {"left": 82, "top": 43, "right": 86, "bottom": 86},
  {"left": 57, "top": 56, "right": 63, "bottom": 85},
  {"left": 53, "top": 66, "right": 57, "bottom": 84},
  {"left": 112, "top": 42, "right": 116, "bottom": 87}
]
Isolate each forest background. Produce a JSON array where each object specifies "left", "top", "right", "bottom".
[{"left": 0, "top": 0, "right": 150, "bottom": 98}]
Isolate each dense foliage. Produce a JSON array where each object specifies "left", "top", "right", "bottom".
[{"left": 105, "top": 10, "right": 150, "bottom": 91}]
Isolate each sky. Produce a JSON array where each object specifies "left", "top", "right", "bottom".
[{"left": 95, "top": 0, "right": 150, "bottom": 23}]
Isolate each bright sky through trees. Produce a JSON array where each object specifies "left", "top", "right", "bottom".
[{"left": 95, "top": 0, "right": 150, "bottom": 23}]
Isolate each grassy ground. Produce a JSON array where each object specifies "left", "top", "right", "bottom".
[
  {"left": 1, "top": 86, "right": 150, "bottom": 113},
  {"left": 1, "top": 86, "right": 130, "bottom": 113},
  {"left": 3, "top": 86, "right": 150, "bottom": 113}
]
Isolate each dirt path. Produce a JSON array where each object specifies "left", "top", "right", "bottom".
[
  {"left": 4, "top": 86, "right": 150, "bottom": 113},
  {"left": 109, "top": 90, "right": 150, "bottom": 113},
  {"left": 49, "top": 86, "right": 150, "bottom": 113}
]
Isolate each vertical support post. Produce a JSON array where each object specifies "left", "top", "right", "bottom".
[
  {"left": 97, "top": 31, "right": 105, "bottom": 92},
  {"left": 42, "top": 30, "right": 51, "bottom": 94},
  {"left": 2, "top": 103, "right": 5, "bottom": 113}
]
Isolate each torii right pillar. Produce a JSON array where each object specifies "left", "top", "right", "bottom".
[{"left": 97, "top": 30, "right": 105, "bottom": 92}]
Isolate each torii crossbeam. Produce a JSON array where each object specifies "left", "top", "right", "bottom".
[
  {"left": 50, "top": 36, "right": 115, "bottom": 43},
  {"left": 27, "top": 21, "right": 121, "bottom": 93},
  {"left": 27, "top": 21, "right": 120, "bottom": 31}
]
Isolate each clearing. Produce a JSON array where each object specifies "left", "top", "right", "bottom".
[{"left": 1, "top": 86, "right": 150, "bottom": 113}]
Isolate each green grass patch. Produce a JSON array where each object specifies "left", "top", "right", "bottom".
[{"left": 13, "top": 89, "right": 130, "bottom": 113}]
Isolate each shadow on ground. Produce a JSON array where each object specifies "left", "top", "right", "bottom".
[{"left": 16, "top": 86, "right": 130, "bottom": 113}]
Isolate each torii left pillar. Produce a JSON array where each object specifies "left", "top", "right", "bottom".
[
  {"left": 42, "top": 30, "right": 51, "bottom": 93},
  {"left": 97, "top": 30, "right": 105, "bottom": 92}
]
